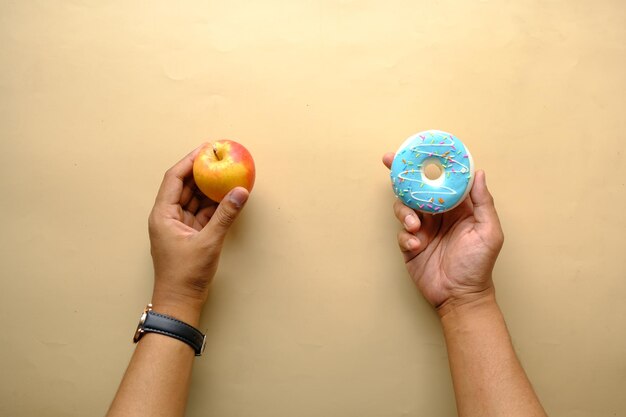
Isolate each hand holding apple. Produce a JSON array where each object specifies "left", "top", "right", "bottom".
[
  {"left": 148, "top": 145, "right": 250, "bottom": 326},
  {"left": 193, "top": 140, "right": 256, "bottom": 202}
]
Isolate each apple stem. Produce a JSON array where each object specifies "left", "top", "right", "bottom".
[{"left": 212, "top": 143, "right": 221, "bottom": 160}]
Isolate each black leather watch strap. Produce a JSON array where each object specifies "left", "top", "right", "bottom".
[{"left": 134, "top": 306, "right": 206, "bottom": 356}]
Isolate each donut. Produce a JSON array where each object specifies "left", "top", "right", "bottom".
[{"left": 390, "top": 130, "right": 475, "bottom": 214}]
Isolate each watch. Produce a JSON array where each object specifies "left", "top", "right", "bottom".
[{"left": 133, "top": 303, "right": 206, "bottom": 356}]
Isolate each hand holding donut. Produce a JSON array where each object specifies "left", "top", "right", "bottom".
[{"left": 382, "top": 153, "right": 504, "bottom": 317}]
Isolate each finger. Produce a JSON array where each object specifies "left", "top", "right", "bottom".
[
  {"left": 397, "top": 230, "right": 424, "bottom": 258},
  {"left": 180, "top": 177, "right": 198, "bottom": 207},
  {"left": 195, "top": 205, "right": 217, "bottom": 228},
  {"left": 469, "top": 170, "right": 500, "bottom": 226},
  {"left": 382, "top": 152, "right": 395, "bottom": 170},
  {"left": 414, "top": 212, "right": 442, "bottom": 249},
  {"left": 192, "top": 188, "right": 214, "bottom": 211},
  {"left": 185, "top": 196, "right": 200, "bottom": 214},
  {"left": 393, "top": 199, "right": 421, "bottom": 233},
  {"left": 155, "top": 144, "right": 206, "bottom": 206},
  {"left": 200, "top": 187, "right": 250, "bottom": 245},
  {"left": 181, "top": 209, "right": 197, "bottom": 228}
]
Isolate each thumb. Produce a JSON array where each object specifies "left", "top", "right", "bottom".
[
  {"left": 201, "top": 187, "right": 249, "bottom": 244},
  {"left": 470, "top": 170, "right": 500, "bottom": 226}
]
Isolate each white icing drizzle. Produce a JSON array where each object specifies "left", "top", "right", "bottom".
[{"left": 396, "top": 173, "right": 456, "bottom": 208}]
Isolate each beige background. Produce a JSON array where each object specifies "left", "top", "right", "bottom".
[{"left": 1, "top": 1, "right": 625, "bottom": 416}]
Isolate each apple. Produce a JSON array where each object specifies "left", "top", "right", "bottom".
[{"left": 193, "top": 140, "right": 256, "bottom": 202}]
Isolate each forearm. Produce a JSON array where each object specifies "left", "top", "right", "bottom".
[
  {"left": 106, "top": 300, "right": 202, "bottom": 417},
  {"left": 440, "top": 290, "right": 547, "bottom": 417}
]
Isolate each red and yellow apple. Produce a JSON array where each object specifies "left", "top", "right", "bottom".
[{"left": 193, "top": 140, "right": 256, "bottom": 202}]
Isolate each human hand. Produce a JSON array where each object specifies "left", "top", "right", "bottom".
[
  {"left": 382, "top": 153, "right": 504, "bottom": 317},
  {"left": 148, "top": 145, "right": 249, "bottom": 324}
]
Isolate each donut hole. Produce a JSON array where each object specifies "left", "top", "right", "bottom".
[
  {"left": 421, "top": 158, "right": 446, "bottom": 187},
  {"left": 424, "top": 162, "right": 443, "bottom": 180}
]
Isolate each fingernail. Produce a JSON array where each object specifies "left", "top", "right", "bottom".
[
  {"left": 228, "top": 188, "right": 249, "bottom": 208},
  {"left": 404, "top": 214, "right": 417, "bottom": 228},
  {"left": 407, "top": 238, "right": 418, "bottom": 250}
]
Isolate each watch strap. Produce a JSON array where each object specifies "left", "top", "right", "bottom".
[{"left": 140, "top": 310, "right": 206, "bottom": 356}]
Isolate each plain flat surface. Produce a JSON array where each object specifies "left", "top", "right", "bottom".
[{"left": 1, "top": 1, "right": 625, "bottom": 416}]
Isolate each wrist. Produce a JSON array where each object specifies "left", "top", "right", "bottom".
[
  {"left": 150, "top": 287, "right": 205, "bottom": 328},
  {"left": 436, "top": 285, "right": 497, "bottom": 321}
]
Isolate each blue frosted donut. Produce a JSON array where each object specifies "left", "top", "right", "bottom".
[{"left": 390, "top": 130, "right": 475, "bottom": 214}]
